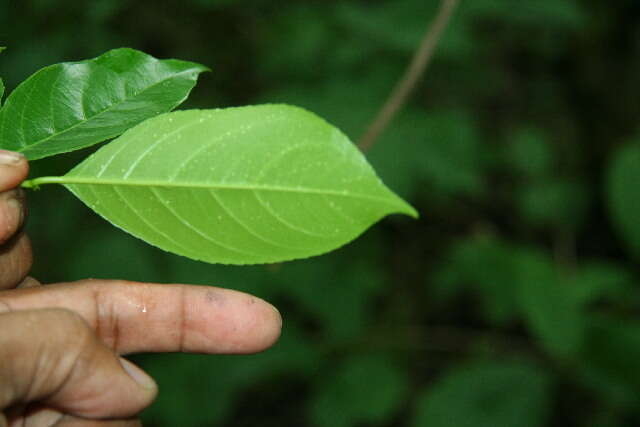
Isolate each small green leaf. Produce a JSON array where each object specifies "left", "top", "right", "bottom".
[
  {"left": 0, "top": 48, "right": 208, "bottom": 160},
  {"left": 33, "top": 105, "right": 416, "bottom": 265},
  {"left": 607, "top": 142, "right": 640, "bottom": 258}
]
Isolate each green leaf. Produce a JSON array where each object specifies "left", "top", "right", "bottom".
[
  {"left": 465, "top": 0, "right": 587, "bottom": 30},
  {"left": 515, "top": 250, "right": 584, "bottom": 358},
  {"left": 431, "top": 236, "right": 521, "bottom": 326},
  {"left": 607, "top": 142, "right": 640, "bottom": 258},
  {"left": 567, "top": 261, "right": 633, "bottom": 307},
  {"left": 579, "top": 315, "right": 640, "bottom": 398},
  {"left": 335, "top": 0, "right": 471, "bottom": 59},
  {"left": 0, "top": 47, "right": 208, "bottom": 160},
  {"left": 517, "top": 179, "right": 590, "bottom": 229},
  {"left": 505, "top": 127, "right": 552, "bottom": 179},
  {"left": 33, "top": 105, "right": 416, "bottom": 265},
  {"left": 310, "top": 354, "right": 408, "bottom": 427},
  {"left": 412, "top": 361, "right": 552, "bottom": 427}
]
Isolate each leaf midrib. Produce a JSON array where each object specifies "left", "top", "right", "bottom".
[
  {"left": 36, "top": 175, "right": 408, "bottom": 208},
  {"left": 11, "top": 68, "right": 199, "bottom": 154}
]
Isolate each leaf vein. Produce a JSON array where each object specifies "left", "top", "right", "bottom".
[
  {"left": 150, "top": 187, "right": 261, "bottom": 258},
  {"left": 252, "top": 189, "right": 327, "bottom": 238},
  {"left": 123, "top": 119, "right": 201, "bottom": 178},
  {"left": 208, "top": 188, "right": 297, "bottom": 251},
  {"left": 111, "top": 186, "right": 194, "bottom": 252}
]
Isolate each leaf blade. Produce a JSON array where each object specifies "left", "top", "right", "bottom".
[
  {"left": 0, "top": 48, "right": 208, "bottom": 160},
  {"left": 61, "top": 105, "right": 416, "bottom": 264},
  {"left": 607, "top": 142, "right": 640, "bottom": 259}
]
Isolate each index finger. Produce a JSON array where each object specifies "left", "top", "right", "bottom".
[{"left": 0, "top": 279, "right": 282, "bottom": 355}]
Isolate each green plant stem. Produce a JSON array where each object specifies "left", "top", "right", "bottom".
[{"left": 21, "top": 176, "right": 65, "bottom": 189}]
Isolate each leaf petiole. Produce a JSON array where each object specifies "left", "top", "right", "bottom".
[{"left": 21, "top": 176, "right": 64, "bottom": 189}]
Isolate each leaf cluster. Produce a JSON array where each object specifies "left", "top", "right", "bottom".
[{"left": 0, "top": 48, "right": 414, "bottom": 265}]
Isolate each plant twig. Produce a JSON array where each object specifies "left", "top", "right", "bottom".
[{"left": 357, "top": 0, "right": 460, "bottom": 152}]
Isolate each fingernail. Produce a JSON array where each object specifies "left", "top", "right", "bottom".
[
  {"left": 265, "top": 300, "right": 282, "bottom": 327},
  {"left": 119, "top": 357, "right": 157, "bottom": 390},
  {"left": 0, "top": 150, "right": 24, "bottom": 165}
]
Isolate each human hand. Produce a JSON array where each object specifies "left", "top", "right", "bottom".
[{"left": 0, "top": 150, "right": 282, "bottom": 427}]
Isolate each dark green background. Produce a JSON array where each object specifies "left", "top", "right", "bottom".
[{"left": 3, "top": 0, "right": 640, "bottom": 426}]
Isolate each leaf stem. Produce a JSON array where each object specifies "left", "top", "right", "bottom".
[
  {"left": 21, "top": 176, "right": 65, "bottom": 189},
  {"left": 357, "top": 0, "right": 460, "bottom": 152}
]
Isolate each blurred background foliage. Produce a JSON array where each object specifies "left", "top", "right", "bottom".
[{"left": 2, "top": 0, "right": 640, "bottom": 425}]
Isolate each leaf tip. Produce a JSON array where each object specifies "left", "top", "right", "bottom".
[
  {"left": 406, "top": 205, "right": 420, "bottom": 219},
  {"left": 396, "top": 200, "right": 420, "bottom": 219}
]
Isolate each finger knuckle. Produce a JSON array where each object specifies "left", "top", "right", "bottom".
[{"left": 39, "top": 309, "right": 93, "bottom": 347}]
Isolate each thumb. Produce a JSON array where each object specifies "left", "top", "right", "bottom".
[{"left": 0, "top": 308, "right": 157, "bottom": 419}]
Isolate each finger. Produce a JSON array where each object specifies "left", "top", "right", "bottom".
[
  {"left": 0, "top": 150, "right": 28, "bottom": 245},
  {"left": 4, "top": 404, "right": 63, "bottom": 426},
  {"left": 0, "top": 150, "right": 28, "bottom": 192},
  {"left": 4, "top": 401, "right": 141, "bottom": 426},
  {"left": 0, "top": 188, "right": 26, "bottom": 245},
  {"left": 0, "top": 233, "right": 33, "bottom": 290},
  {"left": 0, "top": 279, "right": 282, "bottom": 355},
  {"left": 0, "top": 308, "right": 157, "bottom": 419},
  {"left": 55, "top": 416, "right": 142, "bottom": 427}
]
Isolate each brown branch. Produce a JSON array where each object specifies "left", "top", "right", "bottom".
[{"left": 357, "top": 0, "right": 460, "bottom": 152}]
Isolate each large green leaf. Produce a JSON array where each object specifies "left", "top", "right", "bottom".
[
  {"left": 28, "top": 105, "right": 416, "bottom": 265},
  {"left": 607, "top": 142, "right": 640, "bottom": 258},
  {"left": 0, "top": 48, "right": 208, "bottom": 160}
]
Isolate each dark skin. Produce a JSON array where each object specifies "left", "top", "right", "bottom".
[{"left": 0, "top": 150, "right": 282, "bottom": 427}]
